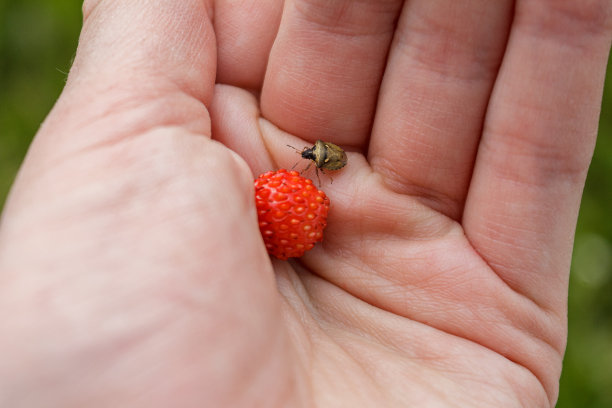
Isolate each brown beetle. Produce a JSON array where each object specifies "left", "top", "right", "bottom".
[{"left": 288, "top": 140, "right": 347, "bottom": 185}]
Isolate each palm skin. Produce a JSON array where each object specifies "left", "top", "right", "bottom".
[{"left": 1, "top": 0, "right": 611, "bottom": 407}]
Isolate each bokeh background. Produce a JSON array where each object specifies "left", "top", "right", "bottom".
[{"left": 1, "top": 1, "right": 610, "bottom": 406}]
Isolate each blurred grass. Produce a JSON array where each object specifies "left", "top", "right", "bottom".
[
  {"left": 561, "top": 54, "right": 612, "bottom": 407},
  {"left": 0, "top": 1, "right": 611, "bottom": 406}
]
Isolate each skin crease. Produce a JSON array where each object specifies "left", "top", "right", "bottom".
[{"left": 0, "top": 0, "right": 611, "bottom": 406}]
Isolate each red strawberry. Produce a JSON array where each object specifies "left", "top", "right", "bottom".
[{"left": 254, "top": 169, "right": 330, "bottom": 260}]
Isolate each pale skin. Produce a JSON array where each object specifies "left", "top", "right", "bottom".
[{"left": 0, "top": 0, "right": 611, "bottom": 406}]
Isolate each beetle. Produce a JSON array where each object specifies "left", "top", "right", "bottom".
[{"left": 287, "top": 140, "right": 347, "bottom": 185}]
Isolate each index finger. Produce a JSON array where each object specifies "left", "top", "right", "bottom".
[{"left": 260, "top": 0, "right": 403, "bottom": 146}]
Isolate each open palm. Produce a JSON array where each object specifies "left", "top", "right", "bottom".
[{"left": 1, "top": 1, "right": 611, "bottom": 407}]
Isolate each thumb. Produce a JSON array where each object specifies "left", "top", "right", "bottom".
[
  {"left": 1, "top": 0, "right": 265, "bottom": 276},
  {"left": 3, "top": 0, "right": 222, "bottom": 214},
  {"left": 41, "top": 0, "right": 217, "bottom": 148},
  {"left": 2, "top": 0, "right": 235, "bottom": 248}
]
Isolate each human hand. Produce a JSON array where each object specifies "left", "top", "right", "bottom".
[{"left": 1, "top": 1, "right": 611, "bottom": 407}]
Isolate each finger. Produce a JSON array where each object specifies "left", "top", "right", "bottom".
[
  {"left": 215, "top": 0, "right": 284, "bottom": 90},
  {"left": 36, "top": 0, "right": 217, "bottom": 156},
  {"left": 260, "top": 0, "right": 403, "bottom": 145},
  {"left": 210, "top": 84, "right": 276, "bottom": 175},
  {"left": 463, "top": 1, "right": 612, "bottom": 311},
  {"left": 368, "top": 0, "right": 514, "bottom": 219}
]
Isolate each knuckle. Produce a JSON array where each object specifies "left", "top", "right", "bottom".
[{"left": 518, "top": 0, "right": 612, "bottom": 41}]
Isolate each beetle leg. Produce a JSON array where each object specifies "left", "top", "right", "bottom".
[
  {"left": 320, "top": 168, "right": 333, "bottom": 184},
  {"left": 314, "top": 168, "right": 321, "bottom": 187}
]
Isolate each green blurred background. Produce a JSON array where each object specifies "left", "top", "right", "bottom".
[{"left": 1, "top": 1, "right": 610, "bottom": 406}]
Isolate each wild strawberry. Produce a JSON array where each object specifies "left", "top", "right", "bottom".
[{"left": 254, "top": 169, "right": 330, "bottom": 260}]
